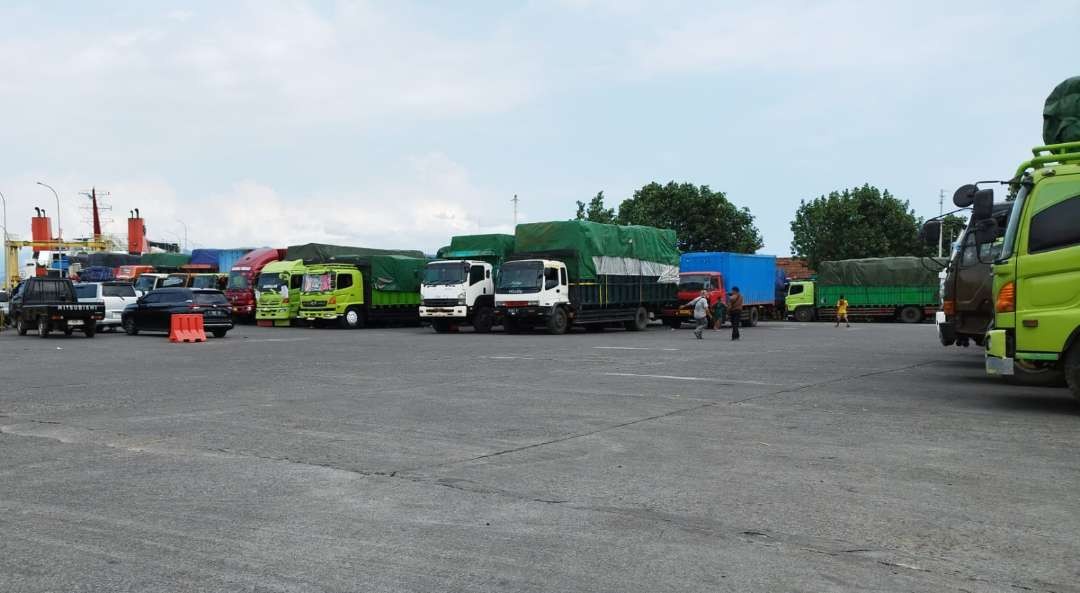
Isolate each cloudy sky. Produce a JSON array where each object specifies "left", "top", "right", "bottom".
[{"left": 1, "top": 1, "right": 1076, "bottom": 276}]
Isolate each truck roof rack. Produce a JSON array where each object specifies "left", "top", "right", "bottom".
[{"left": 1017, "top": 141, "right": 1080, "bottom": 176}]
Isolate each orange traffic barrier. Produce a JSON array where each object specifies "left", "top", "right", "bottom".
[{"left": 169, "top": 313, "right": 207, "bottom": 343}]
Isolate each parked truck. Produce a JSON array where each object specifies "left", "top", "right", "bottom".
[
  {"left": 663, "top": 252, "right": 778, "bottom": 327},
  {"left": 494, "top": 221, "right": 679, "bottom": 334},
  {"left": 785, "top": 257, "right": 943, "bottom": 323},
  {"left": 225, "top": 248, "right": 286, "bottom": 319},
  {"left": 420, "top": 233, "right": 515, "bottom": 333},
  {"left": 254, "top": 259, "right": 307, "bottom": 326},
  {"left": 298, "top": 255, "right": 426, "bottom": 328},
  {"left": 8, "top": 277, "right": 105, "bottom": 338}
]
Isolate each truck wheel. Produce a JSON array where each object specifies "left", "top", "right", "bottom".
[
  {"left": 623, "top": 306, "right": 649, "bottom": 331},
  {"left": 794, "top": 307, "right": 814, "bottom": 322},
  {"left": 432, "top": 320, "right": 452, "bottom": 333},
  {"left": 1065, "top": 343, "right": 1080, "bottom": 400},
  {"left": 340, "top": 307, "right": 364, "bottom": 329},
  {"left": 745, "top": 308, "right": 759, "bottom": 327},
  {"left": 1006, "top": 359, "right": 1066, "bottom": 388},
  {"left": 16, "top": 317, "right": 29, "bottom": 336},
  {"left": 83, "top": 322, "right": 97, "bottom": 338},
  {"left": 546, "top": 307, "right": 569, "bottom": 335},
  {"left": 123, "top": 317, "right": 139, "bottom": 336},
  {"left": 472, "top": 306, "right": 495, "bottom": 333},
  {"left": 899, "top": 306, "right": 923, "bottom": 324},
  {"left": 38, "top": 317, "right": 50, "bottom": 338}
]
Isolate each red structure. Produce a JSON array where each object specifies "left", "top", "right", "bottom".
[
  {"left": 31, "top": 211, "right": 54, "bottom": 242},
  {"left": 127, "top": 212, "right": 148, "bottom": 255}
]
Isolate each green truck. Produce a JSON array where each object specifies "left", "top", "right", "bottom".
[
  {"left": 298, "top": 256, "right": 426, "bottom": 328},
  {"left": 254, "top": 259, "right": 307, "bottom": 326},
  {"left": 786, "top": 257, "right": 943, "bottom": 323}
]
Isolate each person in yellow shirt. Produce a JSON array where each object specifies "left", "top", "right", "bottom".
[{"left": 835, "top": 294, "right": 850, "bottom": 328}]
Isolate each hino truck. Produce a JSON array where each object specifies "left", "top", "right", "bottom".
[
  {"left": 298, "top": 256, "right": 425, "bottom": 328},
  {"left": 494, "top": 221, "right": 679, "bottom": 334},
  {"left": 420, "top": 234, "right": 514, "bottom": 333},
  {"left": 254, "top": 259, "right": 307, "bottom": 326}
]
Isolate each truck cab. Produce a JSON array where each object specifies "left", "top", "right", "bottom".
[
  {"left": 299, "top": 264, "right": 366, "bottom": 328},
  {"left": 420, "top": 260, "right": 496, "bottom": 333},
  {"left": 495, "top": 259, "right": 570, "bottom": 332},
  {"left": 661, "top": 271, "right": 726, "bottom": 328},
  {"left": 976, "top": 141, "right": 1080, "bottom": 395},
  {"left": 254, "top": 260, "right": 306, "bottom": 326},
  {"left": 226, "top": 248, "right": 286, "bottom": 320},
  {"left": 133, "top": 273, "right": 169, "bottom": 295},
  {"left": 786, "top": 280, "right": 815, "bottom": 321}
]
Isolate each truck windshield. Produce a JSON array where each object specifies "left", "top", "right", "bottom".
[
  {"left": 998, "top": 184, "right": 1029, "bottom": 262},
  {"left": 497, "top": 262, "right": 543, "bottom": 294},
  {"left": 424, "top": 262, "right": 467, "bottom": 285},
  {"left": 191, "top": 276, "right": 218, "bottom": 289},
  {"left": 303, "top": 273, "right": 334, "bottom": 293},
  {"left": 257, "top": 273, "right": 285, "bottom": 291},
  {"left": 227, "top": 271, "right": 250, "bottom": 290},
  {"left": 134, "top": 276, "right": 156, "bottom": 292},
  {"left": 679, "top": 274, "right": 712, "bottom": 291}
]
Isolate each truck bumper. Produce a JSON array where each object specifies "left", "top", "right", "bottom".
[
  {"left": 256, "top": 306, "right": 291, "bottom": 321},
  {"left": 985, "top": 329, "right": 1014, "bottom": 376},
  {"left": 300, "top": 309, "right": 341, "bottom": 321},
  {"left": 420, "top": 305, "right": 468, "bottom": 318},
  {"left": 232, "top": 304, "right": 255, "bottom": 316},
  {"left": 500, "top": 306, "right": 547, "bottom": 320}
]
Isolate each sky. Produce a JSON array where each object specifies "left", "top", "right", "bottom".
[{"left": 1, "top": 0, "right": 1078, "bottom": 279}]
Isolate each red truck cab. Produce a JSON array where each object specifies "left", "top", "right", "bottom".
[
  {"left": 225, "top": 248, "right": 285, "bottom": 319},
  {"left": 661, "top": 271, "right": 727, "bottom": 328}
]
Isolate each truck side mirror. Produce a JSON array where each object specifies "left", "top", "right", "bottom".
[
  {"left": 972, "top": 188, "right": 994, "bottom": 221},
  {"left": 973, "top": 219, "right": 998, "bottom": 247},
  {"left": 920, "top": 220, "right": 941, "bottom": 247},
  {"left": 953, "top": 184, "right": 979, "bottom": 207}
]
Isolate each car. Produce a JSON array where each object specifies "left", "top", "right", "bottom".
[
  {"left": 121, "top": 288, "right": 234, "bottom": 338},
  {"left": 0, "top": 290, "right": 9, "bottom": 322},
  {"left": 74, "top": 281, "right": 139, "bottom": 331},
  {"left": 7, "top": 277, "right": 105, "bottom": 338}
]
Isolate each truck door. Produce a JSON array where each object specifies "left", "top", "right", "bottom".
[
  {"left": 953, "top": 236, "right": 994, "bottom": 319},
  {"left": 470, "top": 264, "right": 486, "bottom": 296}
]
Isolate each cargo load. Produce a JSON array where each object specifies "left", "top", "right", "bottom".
[
  {"left": 1044, "top": 76, "right": 1080, "bottom": 145},
  {"left": 816, "top": 256, "right": 946, "bottom": 287},
  {"left": 440, "top": 234, "right": 515, "bottom": 265},
  {"left": 512, "top": 220, "right": 679, "bottom": 282},
  {"left": 285, "top": 243, "right": 425, "bottom": 263},
  {"left": 140, "top": 252, "right": 191, "bottom": 270},
  {"left": 215, "top": 249, "right": 253, "bottom": 274}
]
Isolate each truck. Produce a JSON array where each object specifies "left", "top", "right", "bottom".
[
  {"left": 420, "top": 233, "right": 515, "bottom": 333},
  {"left": 923, "top": 202, "right": 1013, "bottom": 347},
  {"left": 133, "top": 272, "right": 170, "bottom": 295},
  {"left": 298, "top": 255, "right": 426, "bottom": 328},
  {"left": 663, "top": 252, "right": 779, "bottom": 327},
  {"left": 785, "top": 257, "right": 943, "bottom": 323},
  {"left": 8, "top": 277, "right": 105, "bottom": 338},
  {"left": 254, "top": 259, "right": 307, "bottom": 326},
  {"left": 225, "top": 248, "right": 286, "bottom": 320},
  {"left": 494, "top": 221, "right": 679, "bottom": 334}
]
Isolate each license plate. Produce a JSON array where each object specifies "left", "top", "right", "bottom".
[{"left": 67, "top": 319, "right": 84, "bottom": 326}]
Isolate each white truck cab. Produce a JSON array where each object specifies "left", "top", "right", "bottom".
[
  {"left": 420, "top": 259, "right": 497, "bottom": 333},
  {"left": 495, "top": 259, "right": 572, "bottom": 332}
]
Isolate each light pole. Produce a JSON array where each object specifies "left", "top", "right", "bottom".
[
  {"left": 175, "top": 219, "right": 188, "bottom": 252},
  {"left": 36, "top": 181, "right": 61, "bottom": 240},
  {"left": 0, "top": 189, "right": 7, "bottom": 242}
]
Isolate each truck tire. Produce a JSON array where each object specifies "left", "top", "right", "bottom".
[
  {"left": 546, "top": 307, "right": 569, "bottom": 335},
  {"left": 899, "top": 306, "right": 923, "bottom": 324},
  {"left": 794, "top": 306, "right": 814, "bottom": 322},
  {"left": 1006, "top": 359, "right": 1066, "bottom": 388},
  {"left": 38, "top": 317, "right": 50, "bottom": 338},
  {"left": 1065, "top": 343, "right": 1080, "bottom": 400},
  {"left": 432, "top": 320, "right": 452, "bottom": 333},
  {"left": 340, "top": 307, "right": 365, "bottom": 329},
  {"left": 83, "top": 322, "right": 97, "bottom": 338},
  {"left": 745, "top": 307, "right": 759, "bottom": 327},
  {"left": 624, "top": 306, "right": 648, "bottom": 331},
  {"left": 472, "top": 306, "right": 495, "bottom": 333},
  {"left": 123, "top": 317, "right": 139, "bottom": 336},
  {"left": 17, "top": 316, "right": 29, "bottom": 335}
]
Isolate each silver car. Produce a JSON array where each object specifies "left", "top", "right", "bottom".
[{"left": 74, "top": 282, "right": 138, "bottom": 330}]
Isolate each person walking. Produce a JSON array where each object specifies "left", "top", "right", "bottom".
[
  {"left": 688, "top": 289, "right": 710, "bottom": 339},
  {"left": 835, "top": 294, "right": 850, "bottom": 328},
  {"left": 728, "top": 286, "right": 743, "bottom": 340}
]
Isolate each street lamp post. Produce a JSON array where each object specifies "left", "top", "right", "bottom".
[{"left": 36, "top": 181, "right": 61, "bottom": 240}]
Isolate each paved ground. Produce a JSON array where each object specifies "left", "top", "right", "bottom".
[{"left": 0, "top": 319, "right": 1078, "bottom": 593}]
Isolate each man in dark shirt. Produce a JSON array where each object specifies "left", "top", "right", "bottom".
[{"left": 728, "top": 286, "right": 743, "bottom": 341}]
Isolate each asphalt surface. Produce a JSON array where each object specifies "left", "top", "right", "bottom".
[{"left": 0, "top": 319, "right": 1078, "bottom": 593}]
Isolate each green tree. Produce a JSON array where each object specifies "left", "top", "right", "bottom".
[
  {"left": 616, "top": 182, "right": 763, "bottom": 253},
  {"left": 575, "top": 191, "right": 616, "bottom": 224},
  {"left": 790, "top": 184, "right": 925, "bottom": 268}
]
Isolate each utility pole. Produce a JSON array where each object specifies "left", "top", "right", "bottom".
[
  {"left": 938, "top": 189, "right": 945, "bottom": 258},
  {"left": 512, "top": 194, "right": 519, "bottom": 226}
]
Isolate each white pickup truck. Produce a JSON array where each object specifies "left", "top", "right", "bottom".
[{"left": 75, "top": 281, "right": 139, "bottom": 331}]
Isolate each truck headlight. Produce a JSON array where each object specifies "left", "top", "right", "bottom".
[{"left": 457, "top": 291, "right": 467, "bottom": 305}]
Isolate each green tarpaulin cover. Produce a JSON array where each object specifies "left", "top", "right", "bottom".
[
  {"left": 514, "top": 221, "right": 679, "bottom": 280},
  {"left": 285, "top": 243, "right": 425, "bottom": 263},
  {"left": 817, "top": 257, "right": 946, "bottom": 287},
  {"left": 140, "top": 252, "right": 191, "bottom": 269},
  {"left": 441, "top": 234, "right": 515, "bottom": 263},
  {"left": 1044, "top": 76, "right": 1080, "bottom": 145},
  {"left": 369, "top": 255, "right": 426, "bottom": 292}
]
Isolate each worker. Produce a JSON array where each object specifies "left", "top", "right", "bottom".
[
  {"left": 687, "top": 289, "right": 710, "bottom": 340},
  {"left": 835, "top": 294, "right": 850, "bottom": 328},
  {"left": 728, "top": 286, "right": 743, "bottom": 341}
]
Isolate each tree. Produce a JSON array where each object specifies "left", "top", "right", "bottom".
[
  {"left": 575, "top": 191, "right": 616, "bottom": 224},
  {"left": 789, "top": 184, "right": 926, "bottom": 268},
  {"left": 616, "top": 182, "right": 763, "bottom": 253}
]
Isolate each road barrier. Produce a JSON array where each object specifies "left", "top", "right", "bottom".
[{"left": 169, "top": 314, "right": 207, "bottom": 343}]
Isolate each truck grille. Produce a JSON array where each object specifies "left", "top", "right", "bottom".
[
  {"left": 423, "top": 299, "right": 458, "bottom": 307},
  {"left": 305, "top": 300, "right": 328, "bottom": 307}
]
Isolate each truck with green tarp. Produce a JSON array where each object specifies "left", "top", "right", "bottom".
[
  {"left": 254, "top": 259, "right": 307, "bottom": 326},
  {"left": 298, "top": 255, "right": 426, "bottom": 328},
  {"left": 785, "top": 257, "right": 944, "bottom": 323},
  {"left": 494, "top": 220, "right": 679, "bottom": 334},
  {"left": 421, "top": 233, "right": 515, "bottom": 333},
  {"left": 138, "top": 252, "right": 191, "bottom": 271}
]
